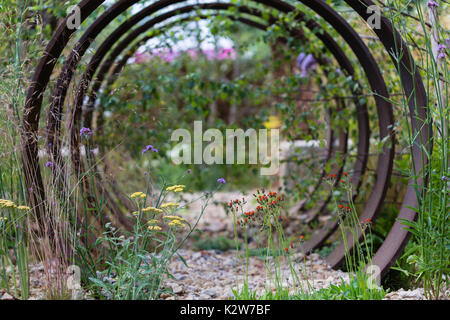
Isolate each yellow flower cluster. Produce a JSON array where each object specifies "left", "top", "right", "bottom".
[
  {"left": 16, "top": 206, "right": 31, "bottom": 211},
  {"left": 166, "top": 185, "right": 185, "bottom": 192},
  {"left": 142, "top": 206, "right": 163, "bottom": 214},
  {"left": 163, "top": 215, "right": 186, "bottom": 222},
  {"left": 169, "top": 220, "right": 186, "bottom": 228},
  {"left": 0, "top": 199, "right": 16, "bottom": 208},
  {"left": 0, "top": 199, "right": 30, "bottom": 211},
  {"left": 147, "top": 219, "right": 160, "bottom": 225},
  {"left": 130, "top": 192, "right": 146, "bottom": 199},
  {"left": 163, "top": 215, "right": 186, "bottom": 229},
  {"left": 148, "top": 226, "right": 162, "bottom": 231},
  {"left": 0, "top": 217, "right": 7, "bottom": 222},
  {"left": 161, "top": 202, "right": 179, "bottom": 209}
]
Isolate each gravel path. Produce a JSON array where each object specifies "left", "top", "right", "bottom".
[
  {"left": 1, "top": 191, "right": 447, "bottom": 300},
  {"left": 164, "top": 249, "right": 349, "bottom": 300}
]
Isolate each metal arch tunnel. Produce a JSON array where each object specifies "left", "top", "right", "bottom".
[
  {"left": 22, "top": 0, "right": 431, "bottom": 279},
  {"left": 69, "top": 2, "right": 367, "bottom": 254},
  {"left": 48, "top": 0, "right": 377, "bottom": 270}
]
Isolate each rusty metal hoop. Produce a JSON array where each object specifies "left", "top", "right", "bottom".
[{"left": 22, "top": 0, "right": 430, "bottom": 278}]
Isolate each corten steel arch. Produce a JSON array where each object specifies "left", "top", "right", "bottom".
[
  {"left": 22, "top": 0, "right": 430, "bottom": 278},
  {"left": 64, "top": 2, "right": 366, "bottom": 259},
  {"left": 41, "top": 3, "right": 357, "bottom": 241},
  {"left": 75, "top": 3, "right": 357, "bottom": 226},
  {"left": 42, "top": 1, "right": 367, "bottom": 260},
  {"left": 77, "top": 4, "right": 366, "bottom": 252},
  {"left": 45, "top": 0, "right": 392, "bottom": 273}
]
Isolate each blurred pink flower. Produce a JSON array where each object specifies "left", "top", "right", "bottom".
[{"left": 134, "top": 51, "right": 151, "bottom": 63}]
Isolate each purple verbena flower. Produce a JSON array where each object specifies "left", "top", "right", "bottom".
[
  {"left": 80, "top": 127, "right": 92, "bottom": 138},
  {"left": 437, "top": 43, "right": 446, "bottom": 53},
  {"left": 442, "top": 176, "right": 448, "bottom": 181},
  {"left": 296, "top": 52, "right": 306, "bottom": 68},
  {"left": 427, "top": 1, "right": 438, "bottom": 8},
  {"left": 217, "top": 178, "right": 226, "bottom": 184},
  {"left": 152, "top": 148, "right": 158, "bottom": 153},
  {"left": 141, "top": 145, "right": 153, "bottom": 154},
  {"left": 438, "top": 52, "right": 446, "bottom": 60},
  {"left": 45, "top": 161, "right": 54, "bottom": 168},
  {"left": 296, "top": 52, "right": 317, "bottom": 78},
  {"left": 186, "top": 169, "right": 191, "bottom": 174}
]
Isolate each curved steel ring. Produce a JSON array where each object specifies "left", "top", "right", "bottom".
[
  {"left": 75, "top": 2, "right": 363, "bottom": 234},
  {"left": 22, "top": 0, "right": 430, "bottom": 278},
  {"left": 64, "top": 1, "right": 368, "bottom": 261}
]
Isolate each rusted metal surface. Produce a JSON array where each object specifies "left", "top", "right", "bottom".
[
  {"left": 40, "top": 1, "right": 363, "bottom": 258},
  {"left": 72, "top": 2, "right": 368, "bottom": 257},
  {"left": 77, "top": 3, "right": 357, "bottom": 220},
  {"left": 22, "top": 0, "right": 430, "bottom": 278}
]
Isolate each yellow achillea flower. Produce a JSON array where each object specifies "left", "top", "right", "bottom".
[
  {"left": 166, "top": 185, "right": 185, "bottom": 192},
  {"left": 0, "top": 217, "right": 7, "bottom": 221},
  {"left": 168, "top": 219, "right": 186, "bottom": 228},
  {"left": 163, "top": 215, "right": 186, "bottom": 222},
  {"left": 142, "top": 207, "right": 163, "bottom": 214},
  {"left": 148, "top": 226, "right": 162, "bottom": 231},
  {"left": 16, "top": 206, "right": 31, "bottom": 211},
  {"left": 147, "top": 219, "right": 159, "bottom": 225},
  {"left": 161, "top": 202, "right": 179, "bottom": 208},
  {"left": 130, "top": 192, "right": 146, "bottom": 199},
  {"left": 0, "top": 199, "right": 16, "bottom": 208}
]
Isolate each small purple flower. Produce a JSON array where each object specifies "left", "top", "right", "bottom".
[
  {"left": 186, "top": 169, "right": 191, "bottom": 174},
  {"left": 142, "top": 145, "right": 153, "bottom": 154},
  {"left": 45, "top": 161, "right": 54, "bottom": 168},
  {"left": 152, "top": 148, "right": 158, "bottom": 153},
  {"left": 427, "top": 1, "right": 438, "bottom": 8},
  {"left": 296, "top": 53, "right": 306, "bottom": 68},
  {"left": 296, "top": 52, "right": 317, "bottom": 78},
  {"left": 442, "top": 176, "right": 448, "bottom": 181},
  {"left": 437, "top": 43, "right": 446, "bottom": 60},
  {"left": 80, "top": 127, "right": 92, "bottom": 138},
  {"left": 217, "top": 178, "right": 226, "bottom": 184}
]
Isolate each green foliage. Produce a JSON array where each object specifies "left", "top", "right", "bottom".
[{"left": 232, "top": 273, "right": 387, "bottom": 300}]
